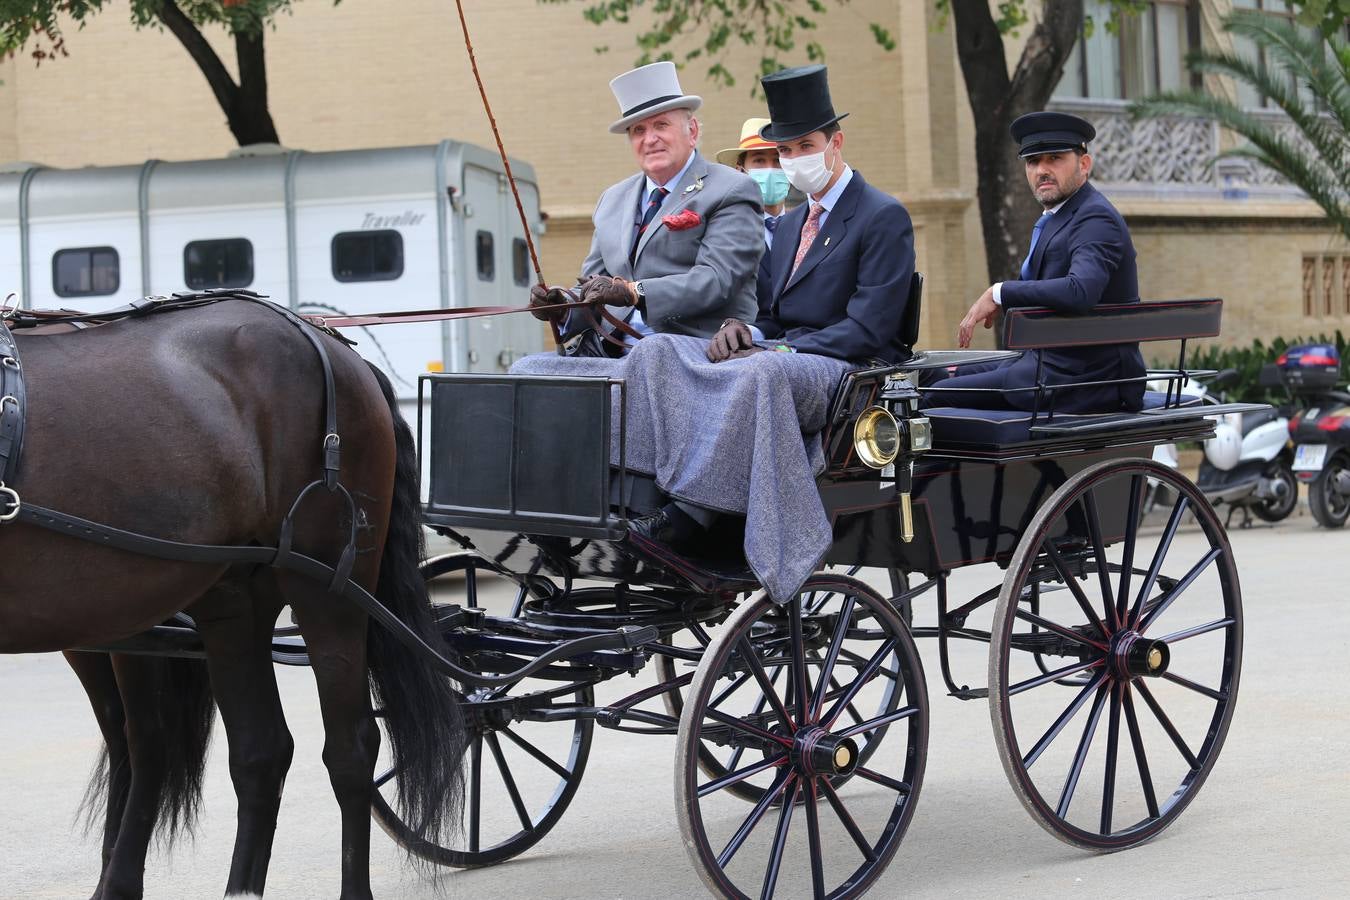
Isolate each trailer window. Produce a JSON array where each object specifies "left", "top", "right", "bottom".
[
  {"left": 476, "top": 231, "right": 495, "bottom": 281},
  {"left": 512, "top": 238, "right": 530, "bottom": 287},
  {"left": 53, "top": 247, "right": 119, "bottom": 298},
  {"left": 332, "top": 230, "right": 404, "bottom": 282},
  {"left": 184, "top": 238, "right": 254, "bottom": 289}
]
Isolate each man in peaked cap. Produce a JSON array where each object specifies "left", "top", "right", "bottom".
[
  {"left": 708, "top": 64, "right": 916, "bottom": 365},
  {"left": 924, "top": 110, "right": 1145, "bottom": 413},
  {"left": 527, "top": 61, "right": 762, "bottom": 352}
]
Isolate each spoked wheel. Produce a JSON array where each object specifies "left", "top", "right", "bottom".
[
  {"left": 676, "top": 575, "right": 927, "bottom": 898},
  {"left": 660, "top": 568, "right": 910, "bottom": 805},
  {"left": 1309, "top": 453, "right": 1350, "bottom": 528},
  {"left": 370, "top": 552, "right": 595, "bottom": 868},
  {"left": 990, "top": 458, "right": 1242, "bottom": 851}
]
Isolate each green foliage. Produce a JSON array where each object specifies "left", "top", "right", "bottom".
[
  {"left": 541, "top": 0, "right": 891, "bottom": 89},
  {"left": 1161, "top": 332, "right": 1349, "bottom": 404},
  {"left": 1130, "top": 11, "right": 1350, "bottom": 240},
  {"left": 1289, "top": 0, "right": 1350, "bottom": 39},
  {"left": 0, "top": 1, "right": 336, "bottom": 63},
  {"left": 549, "top": 0, "right": 1149, "bottom": 94}
]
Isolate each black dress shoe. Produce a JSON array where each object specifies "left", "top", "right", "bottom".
[{"left": 627, "top": 504, "right": 703, "bottom": 548}]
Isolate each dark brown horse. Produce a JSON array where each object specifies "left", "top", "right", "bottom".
[{"left": 0, "top": 298, "right": 465, "bottom": 899}]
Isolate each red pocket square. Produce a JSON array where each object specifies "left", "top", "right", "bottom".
[{"left": 662, "top": 209, "right": 702, "bottom": 231}]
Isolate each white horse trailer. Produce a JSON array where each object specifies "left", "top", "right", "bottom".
[{"left": 0, "top": 142, "right": 547, "bottom": 411}]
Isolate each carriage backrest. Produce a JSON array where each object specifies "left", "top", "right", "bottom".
[
  {"left": 1002, "top": 297, "right": 1222, "bottom": 350},
  {"left": 899, "top": 272, "right": 923, "bottom": 350}
]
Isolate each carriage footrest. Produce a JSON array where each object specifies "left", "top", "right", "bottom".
[{"left": 948, "top": 686, "right": 988, "bottom": 700}]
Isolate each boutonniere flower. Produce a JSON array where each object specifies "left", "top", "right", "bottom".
[{"left": 662, "top": 209, "right": 702, "bottom": 231}]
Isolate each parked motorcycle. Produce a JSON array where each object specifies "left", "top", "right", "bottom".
[
  {"left": 1149, "top": 366, "right": 1297, "bottom": 526},
  {"left": 1282, "top": 343, "right": 1350, "bottom": 528}
]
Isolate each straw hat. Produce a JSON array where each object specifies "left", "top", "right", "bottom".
[{"left": 715, "top": 117, "right": 776, "bottom": 167}]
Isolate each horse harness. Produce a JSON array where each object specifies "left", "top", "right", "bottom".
[{"left": 0, "top": 290, "right": 356, "bottom": 587}]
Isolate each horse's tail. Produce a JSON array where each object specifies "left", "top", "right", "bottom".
[
  {"left": 80, "top": 655, "right": 215, "bottom": 846},
  {"left": 364, "top": 362, "right": 466, "bottom": 849}
]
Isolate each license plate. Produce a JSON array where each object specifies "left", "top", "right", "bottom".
[{"left": 1293, "top": 444, "right": 1327, "bottom": 472}]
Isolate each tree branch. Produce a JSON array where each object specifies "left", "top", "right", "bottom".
[
  {"left": 156, "top": 0, "right": 238, "bottom": 115},
  {"left": 1008, "top": 0, "right": 1082, "bottom": 114},
  {"left": 950, "top": 0, "right": 1011, "bottom": 121}
]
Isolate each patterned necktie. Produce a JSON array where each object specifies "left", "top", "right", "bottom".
[
  {"left": 764, "top": 215, "right": 779, "bottom": 234},
  {"left": 791, "top": 203, "right": 825, "bottom": 275},
  {"left": 1020, "top": 212, "right": 1051, "bottom": 280},
  {"left": 630, "top": 186, "right": 669, "bottom": 265}
]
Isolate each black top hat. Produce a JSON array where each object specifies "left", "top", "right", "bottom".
[
  {"left": 1010, "top": 111, "right": 1096, "bottom": 158},
  {"left": 758, "top": 65, "right": 849, "bottom": 143}
]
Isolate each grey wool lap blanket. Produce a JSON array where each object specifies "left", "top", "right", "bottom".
[{"left": 511, "top": 334, "right": 856, "bottom": 603}]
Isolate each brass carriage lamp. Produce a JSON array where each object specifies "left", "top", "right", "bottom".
[{"left": 853, "top": 377, "right": 931, "bottom": 544}]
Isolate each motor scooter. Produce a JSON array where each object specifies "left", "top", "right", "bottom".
[
  {"left": 1281, "top": 343, "right": 1350, "bottom": 528},
  {"left": 1149, "top": 366, "right": 1297, "bottom": 526}
]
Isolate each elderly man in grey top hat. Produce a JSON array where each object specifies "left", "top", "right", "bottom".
[{"left": 527, "top": 61, "right": 763, "bottom": 351}]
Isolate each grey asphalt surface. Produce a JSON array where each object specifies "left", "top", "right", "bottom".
[{"left": 2, "top": 509, "right": 1347, "bottom": 899}]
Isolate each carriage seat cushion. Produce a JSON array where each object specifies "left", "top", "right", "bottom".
[{"left": 924, "top": 391, "right": 1202, "bottom": 446}]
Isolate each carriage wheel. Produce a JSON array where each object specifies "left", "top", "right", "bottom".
[
  {"left": 370, "top": 553, "right": 595, "bottom": 868},
  {"left": 989, "top": 458, "right": 1242, "bottom": 851},
  {"left": 675, "top": 575, "right": 927, "bottom": 898},
  {"left": 659, "top": 568, "right": 910, "bottom": 805}
]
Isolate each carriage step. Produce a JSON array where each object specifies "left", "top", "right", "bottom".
[{"left": 948, "top": 686, "right": 988, "bottom": 700}]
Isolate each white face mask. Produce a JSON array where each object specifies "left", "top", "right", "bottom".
[{"left": 780, "top": 144, "right": 835, "bottom": 195}]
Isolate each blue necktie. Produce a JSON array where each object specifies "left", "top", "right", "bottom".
[
  {"left": 1020, "top": 212, "right": 1051, "bottom": 280},
  {"left": 631, "top": 186, "right": 669, "bottom": 265},
  {"left": 764, "top": 215, "right": 779, "bottom": 234}
]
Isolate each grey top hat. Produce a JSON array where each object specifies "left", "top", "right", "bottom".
[{"left": 608, "top": 61, "right": 703, "bottom": 134}]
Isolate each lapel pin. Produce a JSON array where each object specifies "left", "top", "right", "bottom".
[{"left": 824, "top": 237, "right": 831, "bottom": 247}]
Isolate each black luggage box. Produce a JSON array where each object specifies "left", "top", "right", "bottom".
[{"left": 419, "top": 373, "right": 625, "bottom": 539}]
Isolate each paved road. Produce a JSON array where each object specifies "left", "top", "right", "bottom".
[{"left": 2, "top": 511, "right": 1347, "bottom": 899}]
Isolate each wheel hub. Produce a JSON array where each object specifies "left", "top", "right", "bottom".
[
  {"left": 791, "top": 726, "right": 860, "bottom": 778},
  {"left": 1111, "top": 631, "right": 1170, "bottom": 680}
]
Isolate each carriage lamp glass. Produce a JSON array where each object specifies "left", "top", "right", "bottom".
[
  {"left": 907, "top": 416, "right": 932, "bottom": 453},
  {"left": 854, "top": 406, "right": 901, "bottom": 469}
]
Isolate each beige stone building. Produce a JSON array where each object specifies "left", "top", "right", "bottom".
[{"left": 0, "top": 0, "right": 1343, "bottom": 351}]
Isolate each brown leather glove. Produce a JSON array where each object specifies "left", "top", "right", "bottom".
[
  {"left": 578, "top": 274, "right": 637, "bottom": 308},
  {"left": 528, "top": 283, "right": 573, "bottom": 322},
  {"left": 707, "top": 319, "right": 755, "bottom": 362}
]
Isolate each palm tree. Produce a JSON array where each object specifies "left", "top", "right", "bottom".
[{"left": 1130, "top": 11, "right": 1349, "bottom": 240}]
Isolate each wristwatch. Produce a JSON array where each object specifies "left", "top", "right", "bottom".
[{"left": 632, "top": 280, "right": 646, "bottom": 305}]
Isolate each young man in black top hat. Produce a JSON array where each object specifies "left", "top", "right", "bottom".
[
  {"left": 924, "top": 110, "right": 1145, "bottom": 413},
  {"left": 708, "top": 64, "right": 916, "bottom": 366}
]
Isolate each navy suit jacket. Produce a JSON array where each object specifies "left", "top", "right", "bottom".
[
  {"left": 999, "top": 181, "right": 1145, "bottom": 412},
  {"left": 754, "top": 170, "right": 915, "bottom": 363}
]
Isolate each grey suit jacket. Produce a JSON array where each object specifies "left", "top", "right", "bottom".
[{"left": 580, "top": 151, "right": 762, "bottom": 338}]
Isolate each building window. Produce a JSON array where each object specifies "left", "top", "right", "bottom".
[
  {"left": 332, "top": 230, "right": 404, "bottom": 283},
  {"left": 476, "top": 231, "right": 495, "bottom": 282},
  {"left": 1231, "top": 0, "right": 1334, "bottom": 110},
  {"left": 184, "top": 238, "right": 254, "bottom": 290},
  {"left": 512, "top": 238, "right": 530, "bottom": 287},
  {"left": 1302, "top": 253, "right": 1350, "bottom": 318},
  {"left": 1056, "top": 1, "right": 1199, "bottom": 101},
  {"left": 53, "top": 246, "right": 119, "bottom": 298}
]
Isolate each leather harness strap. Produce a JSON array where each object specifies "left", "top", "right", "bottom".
[{"left": 0, "top": 321, "right": 25, "bottom": 490}]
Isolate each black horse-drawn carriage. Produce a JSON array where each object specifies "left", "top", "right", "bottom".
[
  {"left": 2, "top": 288, "right": 1255, "bottom": 898},
  {"left": 364, "top": 292, "right": 1250, "bottom": 896}
]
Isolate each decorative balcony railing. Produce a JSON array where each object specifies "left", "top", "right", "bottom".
[{"left": 1048, "top": 97, "right": 1310, "bottom": 203}]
